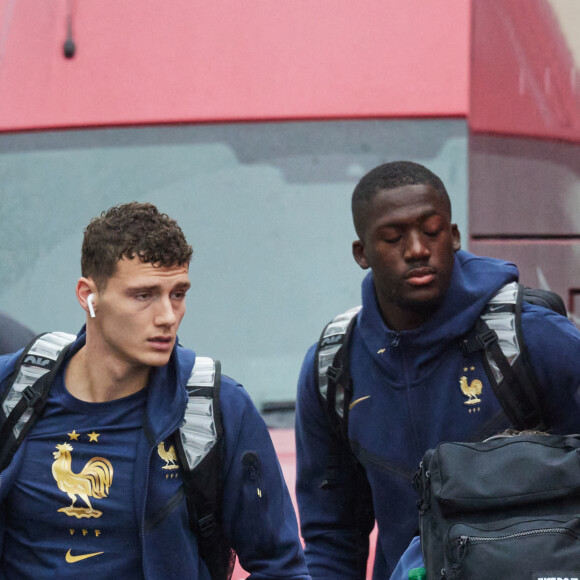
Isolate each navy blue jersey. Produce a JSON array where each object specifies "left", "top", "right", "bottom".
[
  {"left": 3, "top": 374, "right": 147, "bottom": 579},
  {"left": 0, "top": 338, "right": 310, "bottom": 579}
]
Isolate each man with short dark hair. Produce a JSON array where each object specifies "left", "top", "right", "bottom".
[
  {"left": 295, "top": 161, "right": 580, "bottom": 579},
  {"left": 0, "top": 202, "right": 310, "bottom": 579}
]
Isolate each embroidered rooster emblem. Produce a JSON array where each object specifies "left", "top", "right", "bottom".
[
  {"left": 157, "top": 441, "right": 179, "bottom": 470},
  {"left": 459, "top": 376, "right": 483, "bottom": 405},
  {"left": 52, "top": 443, "right": 113, "bottom": 519}
]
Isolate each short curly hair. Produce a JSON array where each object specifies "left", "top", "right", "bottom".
[
  {"left": 81, "top": 202, "right": 193, "bottom": 288},
  {"left": 352, "top": 161, "right": 451, "bottom": 239}
]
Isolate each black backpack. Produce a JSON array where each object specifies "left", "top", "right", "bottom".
[
  {"left": 315, "top": 282, "right": 568, "bottom": 488},
  {"left": 0, "top": 332, "right": 235, "bottom": 580},
  {"left": 413, "top": 432, "right": 580, "bottom": 580}
]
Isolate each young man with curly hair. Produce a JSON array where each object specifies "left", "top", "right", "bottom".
[{"left": 0, "top": 202, "right": 310, "bottom": 579}]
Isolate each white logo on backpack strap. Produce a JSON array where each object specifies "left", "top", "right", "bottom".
[{"left": 23, "top": 355, "right": 51, "bottom": 367}]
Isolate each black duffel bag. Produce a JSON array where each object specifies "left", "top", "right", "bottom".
[{"left": 414, "top": 432, "right": 580, "bottom": 580}]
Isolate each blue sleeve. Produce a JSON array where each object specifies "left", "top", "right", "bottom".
[
  {"left": 295, "top": 344, "right": 374, "bottom": 578},
  {"left": 0, "top": 351, "right": 23, "bottom": 386},
  {"left": 220, "top": 378, "right": 310, "bottom": 579},
  {"left": 388, "top": 536, "right": 423, "bottom": 580},
  {"left": 0, "top": 351, "right": 26, "bottom": 569},
  {"left": 521, "top": 305, "right": 580, "bottom": 434}
]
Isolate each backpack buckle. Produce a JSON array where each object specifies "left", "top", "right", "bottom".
[
  {"left": 476, "top": 328, "right": 497, "bottom": 350},
  {"left": 462, "top": 328, "right": 498, "bottom": 355},
  {"left": 22, "top": 385, "right": 41, "bottom": 408},
  {"left": 326, "top": 365, "right": 341, "bottom": 383}
]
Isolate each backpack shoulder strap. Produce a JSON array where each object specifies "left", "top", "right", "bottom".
[
  {"left": 316, "top": 306, "right": 361, "bottom": 422},
  {"left": 0, "top": 332, "right": 76, "bottom": 471},
  {"left": 177, "top": 356, "right": 222, "bottom": 470},
  {"left": 462, "top": 282, "right": 551, "bottom": 430},
  {"left": 315, "top": 306, "right": 360, "bottom": 489},
  {"left": 174, "top": 356, "right": 235, "bottom": 580}
]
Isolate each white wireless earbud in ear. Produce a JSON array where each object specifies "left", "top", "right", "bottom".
[{"left": 87, "top": 294, "right": 96, "bottom": 318}]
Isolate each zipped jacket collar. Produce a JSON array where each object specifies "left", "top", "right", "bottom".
[{"left": 358, "top": 250, "right": 519, "bottom": 372}]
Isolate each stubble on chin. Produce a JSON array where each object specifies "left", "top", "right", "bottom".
[{"left": 390, "top": 282, "right": 445, "bottom": 316}]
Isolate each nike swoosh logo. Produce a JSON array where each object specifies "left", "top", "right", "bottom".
[
  {"left": 349, "top": 395, "right": 371, "bottom": 410},
  {"left": 65, "top": 549, "right": 104, "bottom": 563}
]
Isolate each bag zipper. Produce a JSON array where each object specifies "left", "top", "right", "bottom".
[
  {"left": 457, "top": 526, "right": 579, "bottom": 546},
  {"left": 445, "top": 527, "right": 580, "bottom": 576}
]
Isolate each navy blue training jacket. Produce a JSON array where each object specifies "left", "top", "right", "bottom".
[
  {"left": 296, "top": 250, "right": 580, "bottom": 579},
  {"left": 0, "top": 332, "right": 310, "bottom": 579}
]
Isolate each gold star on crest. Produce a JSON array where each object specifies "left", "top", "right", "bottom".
[
  {"left": 68, "top": 430, "right": 80, "bottom": 441},
  {"left": 87, "top": 431, "right": 100, "bottom": 442}
]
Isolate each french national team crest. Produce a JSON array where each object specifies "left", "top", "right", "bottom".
[
  {"left": 157, "top": 440, "right": 180, "bottom": 479},
  {"left": 52, "top": 442, "right": 113, "bottom": 519},
  {"left": 459, "top": 366, "right": 483, "bottom": 413}
]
